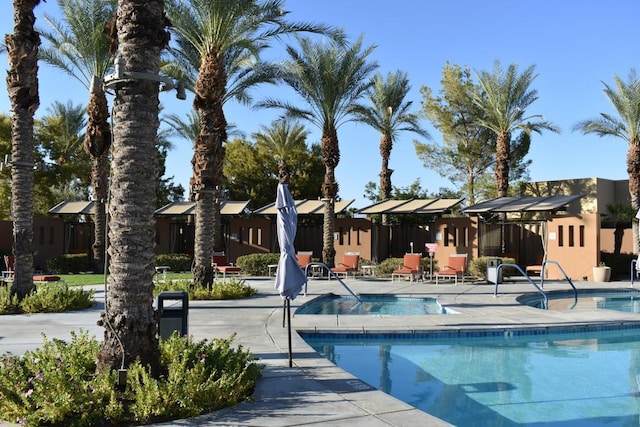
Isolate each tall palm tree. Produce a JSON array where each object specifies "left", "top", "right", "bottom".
[
  {"left": 165, "top": 0, "right": 341, "bottom": 287},
  {"left": 5, "top": 0, "right": 41, "bottom": 301},
  {"left": 39, "top": 0, "right": 117, "bottom": 273},
  {"left": 574, "top": 69, "right": 640, "bottom": 253},
  {"left": 253, "top": 119, "right": 309, "bottom": 183},
  {"left": 473, "top": 60, "right": 559, "bottom": 198},
  {"left": 353, "top": 70, "right": 429, "bottom": 225},
  {"left": 258, "top": 35, "right": 378, "bottom": 266},
  {"left": 96, "top": 0, "right": 168, "bottom": 374}
]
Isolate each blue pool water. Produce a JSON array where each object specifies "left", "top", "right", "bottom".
[
  {"left": 303, "top": 327, "right": 640, "bottom": 426},
  {"left": 295, "top": 294, "right": 445, "bottom": 315},
  {"left": 519, "top": 289, "right": 640, "bottom": 312}
]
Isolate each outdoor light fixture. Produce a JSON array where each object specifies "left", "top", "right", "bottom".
[{"left": 94, "top": 56, "right": 186, "bottom": 101}]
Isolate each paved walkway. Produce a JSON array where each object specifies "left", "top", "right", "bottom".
[{"left": 1, "top": 277, "right": 639, "bottom": 426}]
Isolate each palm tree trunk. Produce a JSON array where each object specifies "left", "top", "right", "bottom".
[
  {"left": 379, "top": 133, "right": 392, "bottom": 225},
  {"left": 321, "top": 132, "right": 339, "bottom": 267},
  {"left": 97, "top": 0, "right": 167, "bottom": 374},
  {"left": 192, "top": 192, "right": 214, "bottom": 289},
  {"left": 495, "top": 132, "right": 511, "bottom": 198},
  {"left": 86, "top": 90, "right": 112, "bottom": 274},
  {"left": 191, "top": 49, "right": 227, "bottom": 286},
  {"left": 6, "top": 0, "right": 41, "bottom": 301},
  {"left": 627, "top": 140, "right": 640, "bottom": 253}
]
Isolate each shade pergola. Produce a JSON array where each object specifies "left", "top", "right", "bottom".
[
  {"left": 253, "top": 199, "right": 354, "bottom": 215},
  {"left": 356, "top": 198, "right": 464, "bottom": 215},
  {"left": 154, "top": 200, "right": 251, "bottom": 216},
  {"left": 48, "top": 200, "right": 96, "bottom": 215},
  {"left": 462, "top": 195, "right": 584, "bottom": 215}
]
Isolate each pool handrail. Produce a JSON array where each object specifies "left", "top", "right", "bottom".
[
  {"left": 304, "top": 262, "right": 362, "bottom": 303},
  {"left": 494, "top": 263, "right": 548, "bottom": 309},
  {"left": 539, "top": 260, "right": 577, "bottom": 297}
]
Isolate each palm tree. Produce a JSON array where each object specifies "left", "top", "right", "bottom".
[
  {"left": 39, "top": 0, "right": 117, "bottom": 273},
  {"left": 353, "top": 70, "right": 429, "bottom": 225},
  {"left": 165, "top": 0, "right": 341, "bottom": 287},
  {"left": 6, "top": 0, "right": 41, "bottom": 301},
  {"left": 473, "top": 60, "right": 559, "bottom": 198},
  {"left": 253, "top": 119, "right": 309, "bottom": 183},
  {"left": 258, "top": 35, "right": 378, "bottom": 266},
  {"left": 573, "top": 69, "right": 640, "bottom": 253},
  {"left": 96, "top": 0, "right": 168, "bottom": 374}
]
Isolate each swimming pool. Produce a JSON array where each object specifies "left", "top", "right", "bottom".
[
  {"left": 302, "top": 326, "right": 640, "bottom": 426},
  {"left": 295, "top": 294, "right": 445, "bottom": 315},
  {"left": 519, "top": 289, "right": 640, "bottom": 312}
]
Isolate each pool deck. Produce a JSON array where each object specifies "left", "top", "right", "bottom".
[{"left": 2, "top": 277, "right": 640, "bottom": 426}]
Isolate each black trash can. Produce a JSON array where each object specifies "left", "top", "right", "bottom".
[
  {"left": 486, "top": 258, "right": 502, "bottom": 284},
  {"left": 157, "top": 291, "right": 188, "bottom": 340}
]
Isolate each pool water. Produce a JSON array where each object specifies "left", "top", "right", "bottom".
[
  {"left": 295, "top": 294, "right": 445, "bottom": 315},
  {"left": 303, "top": 328, "right": 640, "bottom": 426},
  {"left": 520, "top": 290, "right": 640, "bottom": 312}
]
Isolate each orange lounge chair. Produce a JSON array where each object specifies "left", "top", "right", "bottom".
[
  {"left": 296, "top": 251, "right": 313, "bottom": 273},
  {"left": 392, "top": 253, "right": 423, "bottom": 283},
  {"left": 211, "top": 252, "right": 241, "bottom": 279},
  {"left": 331, "top": 252, "right": 360, "bottom": 279},
  {"left": 435, "top": 254, "right": 467, "bottom": 285}
]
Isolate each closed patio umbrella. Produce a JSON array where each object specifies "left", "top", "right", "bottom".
[{"left": 274, "top": 182, "right": 307, "bottom": 366}]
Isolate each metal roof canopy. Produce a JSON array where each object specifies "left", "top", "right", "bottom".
[
  {"left": 253, "top": 199, "right": 354, "bottom": 215},
  {"left": 154, "top": 200, "right": 250, "bottom": 216},
  {"left": 357, "top": 198, "right": 464, "bottom": 215},
  {"left": 49, "top": 200, "right": 96, "bottom": 215},
  {"left": 462, "top": 195, "right": 584, "bottom": 215}
]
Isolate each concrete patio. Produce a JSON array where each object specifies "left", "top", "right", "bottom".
[{"left": 1, "top": 276, "right": 639, "bottom": 426}]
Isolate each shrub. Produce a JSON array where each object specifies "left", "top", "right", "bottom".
[
  {"left": 47, "top": 254, "right": 92, "bottom": 274},
  {"left": 468, "top": 256, "right": 518, "bottom": 279},
  {"left": 0, "top": 331, "right": 261, "bottom": 426},
  {"left": 235, "top": 253, "right": 280, "bottom": 276},
  {"left": 0, "top": 284, "right": 94, "bottom": 315},
  {"left": 154, "top": 278, "right": 257, "bottom": 300},
  {"left": 155, "top": 253, "right": 193, "bottom": 273}
]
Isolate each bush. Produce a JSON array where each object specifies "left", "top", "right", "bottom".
[
  {"left": 0, "top": 331, "right": 261, "bottom": 426},
  {"left": 155, "top": 253, "right": 193, "bottom": 273},
  {"left": 0, "top": 284, "right": 94, "bottom": 315},
  {"left": 154, "top": 278, "right": 257, "bottom": 300},
  {"left": 235, "top": 253, "right": 280, "bottom": 276},
  {"left": 47, "top": 254, "right": 92, "bottom": 274},
  {"left": 468, "top": 256, "right": 517, "bottom": 279},
  {"left": 374, "top": 256, "right": 433, "bottom": 277}
]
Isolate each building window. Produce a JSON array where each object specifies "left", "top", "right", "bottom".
[
  {"left": 579, "top": 225, "right": 585, "bottom": 247},
  {"left": 558, "top": 225, "right": 564, "bottom": 247},
  {"left": 568, "top": 225, "right": 575, "bottom": 247}
]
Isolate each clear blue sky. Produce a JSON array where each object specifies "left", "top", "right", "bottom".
[{"left": 0, "top": 0, "right": 638, "bottom": 209}]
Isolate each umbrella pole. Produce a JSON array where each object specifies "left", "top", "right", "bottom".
[{"left": 286, "top": 298, "right": 293, "bottom": 367}]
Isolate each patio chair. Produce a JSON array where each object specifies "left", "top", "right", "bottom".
[
  {"left": 331, "top": 252, "right": 360, "bottom": 280},
  {"left": 435, "top": 254, "right": 467, "bottom": 285},
  {"left": 211, "top": 252, "right": 241, "bottom": 279},
  {"left": 296, "top": 251, "right": 313, "bottom": 273},
  {"left": 392, "top": 253, "right": 423, "bottom": 283}
]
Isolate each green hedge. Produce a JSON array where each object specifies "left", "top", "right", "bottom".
[
  {"left": 155, "top": 253, "right": 193, "bottom": 272},
  {"left": 468, "top": 256, "right": 517, "bottom": 279},
  {"left": 47, "top": 254, "right": 92, "bottom": 274},
  {"left": 235, "top": 253, "right": 280, "bottom": 276}
]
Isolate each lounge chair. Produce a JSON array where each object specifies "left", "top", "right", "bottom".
[
  {"left": 296, "top": 251, "right": 313, "bottom": 274},
  {"left": 211, "top": 252, "right": 241, "bottom": 279},
  {"left": 392, "top": 253, "right": 423, "bottom": 283},
  {"left": 435, "top": 254, "right": 467, "bottom": 285},
  {"left": 331, "top": 252, "right": 360, "bottom": 280}
]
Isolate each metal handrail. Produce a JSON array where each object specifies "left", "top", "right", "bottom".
[
  {"left": 539, "top": 260, "right": 577, "bottom": 296},
  {"left": 494, "top": 263, "right": 548, "bottom": 309},
  {"left": 304, "top": 262, "right": 362, "bottom": 303}
]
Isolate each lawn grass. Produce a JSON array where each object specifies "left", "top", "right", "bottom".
[{"left": 59, "top": 272, "right": 194, "bottom": 286}]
